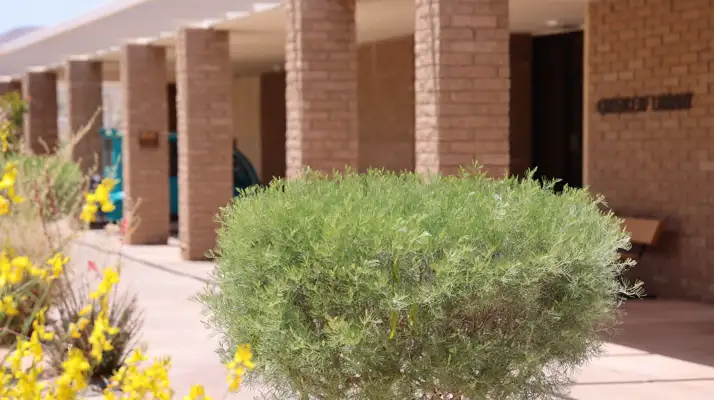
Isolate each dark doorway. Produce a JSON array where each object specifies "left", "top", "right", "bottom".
[
  {"left": 260, "top": 71, "right": 287, "bottom": 183},
  {"left": 531, "top": 31, "right": 584, "bottom": 190}
]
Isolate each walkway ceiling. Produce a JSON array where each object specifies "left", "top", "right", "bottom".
[{"left": 0, "top": 0, "right": 587, "bottom": 80}]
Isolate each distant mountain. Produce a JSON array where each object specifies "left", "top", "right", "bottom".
[{"left": 0, "top": 26, "right": 40, "bottom": 45}]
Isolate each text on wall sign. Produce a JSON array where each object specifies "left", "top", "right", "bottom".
[{"left": 596, "top": 92, "right": 694, "bottom": 116}]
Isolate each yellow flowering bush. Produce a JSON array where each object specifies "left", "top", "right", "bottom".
[
  {"left": 0, "top": 160, "right": 23, "bottom": 215},
  {"left": 1, "top": 96, "right": 255, "bottom": 398}
]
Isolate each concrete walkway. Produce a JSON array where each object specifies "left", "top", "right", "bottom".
[
  {"left": 74, "top": 231, "right": 714, "bottom": 400},
  {"left": 567, "top": 300, "right": 714, "bottom": 399}
]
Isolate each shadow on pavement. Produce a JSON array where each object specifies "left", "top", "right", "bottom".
[{"left": 607, "top": 299, "right": 714, "bottom": 368}]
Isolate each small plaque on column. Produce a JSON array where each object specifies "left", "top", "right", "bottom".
[{"left": 138, "top": 131, "right": 160, "bottom": 148}]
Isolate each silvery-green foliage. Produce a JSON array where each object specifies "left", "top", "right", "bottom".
[{"left": 199, "top": 168, "right": 632, "bottom": 400}]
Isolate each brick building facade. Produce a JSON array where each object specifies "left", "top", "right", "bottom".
[
  {"left": 586, "top": 0, "right": 714, "bottom": 301},
  {"left": 1, "top": 0, "right": 713, "bottom": 301}
]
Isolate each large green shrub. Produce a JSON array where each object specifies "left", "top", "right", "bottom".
[{"left": 200, "top": 169, "right": 632, "bottom": 399}]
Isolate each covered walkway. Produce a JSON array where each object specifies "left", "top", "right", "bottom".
[
  {"left": 0, "top": 0, "right": 587, "bottom": 261},
  {"left": 2, "top": 0, "right": 714, "bottom": 303}
]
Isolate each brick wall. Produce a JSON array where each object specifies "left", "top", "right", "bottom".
[
  {"left": 176, "top": 28, "right": 234, "bottom": 260},
  {"left": 358, "top": 35, "right": 415, "bottom": 172},
  {"left": 358, "top": 31, "right": 526, "bottom": 175},
  {"left": 255, "top": 35, "right": 416, "bottom": 178},
  {"left": 67, "top": 60, "right": 103, "bottom": 173},
  {"left": 285, "top": 0, "right": 359, "bottom": 177},
  {"left": 586, "top": 0, "right": 714, "bottom": 301},
  {"left": 0, "top": 80, "right": 21, "bottom": 97},
  {"left": 120, "top": 44, "right": 170, "bottom": 245},
  {"left": 258, "top": 31, "right": 526, "bottom": 177},
  {"left": 23, "top": 71, "right": 59, "bottom": 154},
  {"left": 414, "top": 0, "right": 510, "bottom": 177}
]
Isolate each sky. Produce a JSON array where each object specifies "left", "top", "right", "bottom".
[{"left": 0, "top": 0, "right": 111, "bottom": 32}]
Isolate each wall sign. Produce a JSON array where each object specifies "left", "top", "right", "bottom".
[
  {"left": 596, "top": 92, "right": 694, "bottom": 116},
  {"left": 138, "top": 131, "right": 160, "bottom": 149}
]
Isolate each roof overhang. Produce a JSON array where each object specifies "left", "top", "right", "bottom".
[
  {"left": 0, "top": 0, "right": 587, "bottom": 81},
  {"left": 0, "top": 0, "right": 281, "bottom": 78}
]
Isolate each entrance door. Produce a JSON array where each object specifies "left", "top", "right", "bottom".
[{"left": 531, "top": 31, "right": 584, "bottom": 190}]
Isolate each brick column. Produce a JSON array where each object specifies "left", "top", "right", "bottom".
[
  {"left": 285, "top": 0, "right": 358, "bottom": 177},
  {"left": 414, "top": 0, "right": 510, "bottom": 177},
  {"left": 176, "top": 28, "right": 234, "bottom": 260},
  {"left": 67, "top": 60, "right": 104, "bottom": 173},
  {"left": 0, "top": 80, "right": 21, "bottom": 97},
  {"left": 120, "top": 44, "right": 170, "bottom": 245},
  {"left": 23, "top": 71, "right": 59, "bottom": 154}
]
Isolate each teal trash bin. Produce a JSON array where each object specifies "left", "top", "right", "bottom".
[
  {"left": 169, "top": 132, "right": 179, "bottom": 217},
  {"left": 99, "top": 128, "right": 124, "bottom": 222},
  {"left": 96, "top": 130, "right": 261, "bottom": 223}
]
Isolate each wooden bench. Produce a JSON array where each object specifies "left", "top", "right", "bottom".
[{"left": 619, "top": 217, "right": 665, "bottom": 262}]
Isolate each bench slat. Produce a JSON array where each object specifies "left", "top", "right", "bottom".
[{"left": 621, "top": 218, "right": 664, "bottom": 246}]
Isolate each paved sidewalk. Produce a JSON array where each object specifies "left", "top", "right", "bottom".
[
  {"left": 74, "top": 230, "right": 714, "bottom": 400},
  {"left": 567, "top": 300, "right": 714, "bottom": 399}
]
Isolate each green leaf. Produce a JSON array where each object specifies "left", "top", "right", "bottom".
[{"left": 389, "top": 310, "right": 397, "bottom": 340}]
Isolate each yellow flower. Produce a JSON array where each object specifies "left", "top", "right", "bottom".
[
  {"left": 0, "top": 163, "right": 17, "bottom": 190},
  {"left": 32, "top": 307, "right": 55, "bottom": 341},
  {"left": 7, "top": 338, "right": 25, "bottom": 371},
  {"left": 101, "top": 178, "right": 116, "bottom": 192},
  {"left": 184, "top": 384, "right": 212, "bottom": 400},
  {"left": 0, "top": 295, "right": 18, "bottom": 316},
  {"left": 0, "top": 161, "right": 23, "bottom": 205},
  {"left": 88, "top": 310, "right": 119, "bottom": 362},
  {"left": 107, "top": 324, "right": 119, "bottom": 336},
  {"left": 79, "top": 304, "right": 93, "bottom": 316},
  {"left": 7, "top": 191, "right": 23, "bottom": 204},
  {"left": 80, "top": 178, "right": 117, "bottom": 223},
  {"left": 47, "top": 252, "right": 69, "bottom": 279},
  {"left": 225, "top": 344, "right": 256, "bottom": 392},
  {"left": 227, "top": 372, "right": 243, "bottom": 392},
  {"left": 28, "top": 264, "right": 48, "bottom": 279},
  {"left": 101, "top": 201, "right": 116, "bottom": 213},
  {"left": 54, "top": 348, "right": 91, "bottom": 398},
  {"left": 110, "top": 365, "right": 126, "bottom": 386},
  {"left": 11, "top": 255, "right": 30, "bottom": 269},
  {"left": 116, "top": 357, "right": 174, "bottom": 399},
  {"left": 84, "top": 191, "right": 98, "bottom": 203},
  {"left": 235, "top": 344, "right": 256, "bottom": 370},
  {"left": 65, "top": 348, "right": 91, "bottom": 375},
  {"left": 95, "top": 183, "right": 110, "bottom": 204},
  {"left": 80, "top": 202, "right": 98, "bottom": 223},
  {"left": 0, "top": 252, "right": 28, "bottom": 286},
  {"left": 0, "top": 369, "right": 10, "bottom": 395},
  {"left": 126, "top": 348, "right": 148, "bottom": 366},
  {"left": 90, "top": 267, "right": 120, "bottom": 299},
  {"left": 25, "top": 332, "right": 45, "bottom": 362},
  {"left": 5, "top": 188, "right": 23, "bottom": 204},
  {"left": 68, "top": 323, "right": 81, "bottom": 339},
  {"left": 0, "top": 195, "right": 8, "bottom": 215}
]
